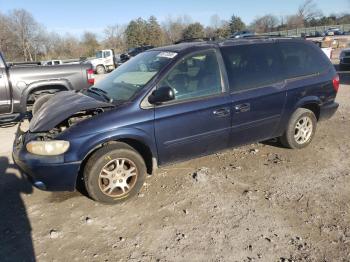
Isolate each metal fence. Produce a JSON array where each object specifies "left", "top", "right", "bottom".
[{"left": 264, "top": 24, "right": 350, "bottom": 36}]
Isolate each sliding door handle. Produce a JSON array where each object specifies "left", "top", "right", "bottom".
[
  {"left": 234, "top": 103, "right": 250, "bottom": 113},
  {"left": 213, "top": 108, "right": 230, "bottom": 117}
]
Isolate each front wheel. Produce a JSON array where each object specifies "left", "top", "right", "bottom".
[
  {"left": 280, "top": 108, "right": 317, "bottom": 149},
  {"left": 84, "top": 143, "right": 146, "bottom": 204},
  {"left": 96, "top": 65, "right": 106, "bottom": 74}
]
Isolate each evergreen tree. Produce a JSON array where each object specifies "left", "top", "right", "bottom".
[
  {"left": 146, "top": 16, "right": 164, "bottom": 46},
  {"left": 183, "top": 22, "right": 205, "bottom": 40},
  {"left": 229, "top": 15, "right": 245, "bottom": 34},
  {"left": 125, "top": 18, "right": 148, "bottom": 48}
]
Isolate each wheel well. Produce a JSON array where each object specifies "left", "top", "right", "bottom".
[
  {"left": 117, "top": 138, "right": 153, "bottom": 175},
  {"left": 27, "top": 85, "right": 67, "bottom": 104},
  {"left": 77, "top": 138, "right": 154, "bottom": 188},
  {"left": 301, "top": 103, "right": 320, "bottom": 120}
]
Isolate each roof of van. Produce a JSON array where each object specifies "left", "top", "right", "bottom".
[
  {"left": 150, "top": 36, "right": 306, "bottom": 53},
  {"left": 151, "top": 41, "right": 218, "bottom": 53}
]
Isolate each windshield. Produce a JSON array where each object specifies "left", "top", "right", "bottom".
[
  {"left": 91, "top": 51, "right": 177, "bottom": 102},
  {"left": 96, "top": 51, "right": 103, "bottom": 58}
]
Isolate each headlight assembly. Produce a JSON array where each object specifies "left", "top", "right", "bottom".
[{"left": 26, "top": 140, "right": 70, "bottom": 156}]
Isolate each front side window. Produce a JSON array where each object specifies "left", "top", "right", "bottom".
[
  {"left": 91, "top": 51, "right": 175, "bottom": 102},
  {"left": 221, "top": 43, "right": 283, "bottom": 92},
  {"left": 158, "top": 50, "right": 223, "bottom": 101}
]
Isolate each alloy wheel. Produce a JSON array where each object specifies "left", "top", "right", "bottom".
[
  {"left": 294, "top": 116, "right": 313, "bottom": 144},
  {"left": 98, "top": 158, "right": 138, "bottom": 197}
]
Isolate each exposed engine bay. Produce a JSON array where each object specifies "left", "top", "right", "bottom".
[
  {"left": 28, "top": 90, "right": 114, "bottom": 133},
  {"left": 48, "top": 108, "right": 105, "bottom": 135},
  {"left": 19, "top": 107, "right": 108, "bottom": 143}
]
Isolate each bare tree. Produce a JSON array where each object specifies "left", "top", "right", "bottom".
[
  {"left": 103, "top": 24, "right": 126, "bottom": 52},
  {"left": 81, "top": 31, "right": 100, "bottom": 57},
  {"left": 0, "top": 12, "right": 19, "bottom": 60},
  {"left": 210, "top": 14, "right": 222, "bottom": 29},
  {"left": 251, "top": 15, "right": 279, "bottom": 33},
  {"left": 9, "top": 9, "right": 42, "bottom": 61},
  {"left": 298, "top": 0, "right": 322, "bottom": 22},
  {"left": 162, "top": 15, "right": 191, "bottom": 43},
  {"left": 287, "top": 15, "right": 305, "bottom": 29}
]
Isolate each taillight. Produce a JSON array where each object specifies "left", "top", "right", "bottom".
[
  {"left": 87, "top": 69, "right": 95, "bottom": 85},
  {"left": 332, "top": 74, "right": 340, "bottom": 92}
]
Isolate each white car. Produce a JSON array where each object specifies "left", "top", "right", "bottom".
[{"left": 42, "top": 60, "right": 63, "bottom": 66}]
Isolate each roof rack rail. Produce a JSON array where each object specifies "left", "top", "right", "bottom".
[
  {"left": 174, "top": 37, "right": 222, "bottom": 44},
  {"left": 230, "top": 34, "right": 302, "bottom": 39}
]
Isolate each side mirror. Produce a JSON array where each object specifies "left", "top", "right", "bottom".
[{"left": 148, "top": 86, "right": 175, "bottom": 104}]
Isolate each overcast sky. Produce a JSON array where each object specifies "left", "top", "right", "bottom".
[{"left": 1, "top": 0, "right": 349, "bottom": 37}]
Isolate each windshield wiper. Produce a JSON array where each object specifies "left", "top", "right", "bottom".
[{"left": 88, "top": 87, "right": 113, "bottom": 103}]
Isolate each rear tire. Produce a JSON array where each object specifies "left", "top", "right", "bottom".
[
  {"left": 96, "top": 65, "right": 106, "bottom": 74},
  {"left": 32, "top": 94, "right": 54, "bottom": 115},
  {"left": 280, "top": 108, "right": 317, "bottom": 149},
  {"left": 84, "top": 143, "right": 146, "bottom": 204}
]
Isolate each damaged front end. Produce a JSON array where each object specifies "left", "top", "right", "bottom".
[
  {"left": 28, "top": 90, "right": 114, "bottom": 133},
  {"left": 17, "top": 105, "right": 111, "bottom": 157},
  {"left": 44, "top": 107, "right": 107, "bottom": 137},
  {"left": 16, "top": 90, "right": 115, "bottom": 154},
  {"left": 13, "top": 91, "right": 115, "bottom": 191}
]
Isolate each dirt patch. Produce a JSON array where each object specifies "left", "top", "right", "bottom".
[{"left": 0, "top": 78, "right": 350, "bottom": 261}]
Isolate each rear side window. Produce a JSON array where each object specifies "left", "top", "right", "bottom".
[
  {"left": 278, "top": 42, "right": 329, "bottom": 79},
  {"left": 221, "top": 43, "right": 283, "bottom": 92}
]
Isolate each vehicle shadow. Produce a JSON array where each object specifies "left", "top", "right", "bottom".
[
  {"left": 260, "top": 138, "right": 285, "bottom": 148},
  {"left": 0, "top": 156, "right": 36, "bottom": 262}
]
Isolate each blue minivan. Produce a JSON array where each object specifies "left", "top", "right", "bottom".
[{"left": 13, "top": 37, "right": 339, "bottom": 203}]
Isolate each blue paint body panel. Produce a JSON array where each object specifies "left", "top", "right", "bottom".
[{"left": 12, "top": 38, "right": 339, "bottom": 191}]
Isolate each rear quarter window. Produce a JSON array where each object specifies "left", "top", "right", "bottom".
[
  {"left": 221, "top": 43, "right": 283, "bottom": 92},
  {"left": 278, "top": 41, "right": 330, "bottom": 79}
]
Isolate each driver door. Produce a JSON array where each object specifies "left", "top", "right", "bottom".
[{"left": 154, "top": 49, "right": 231, "bottom": 164}]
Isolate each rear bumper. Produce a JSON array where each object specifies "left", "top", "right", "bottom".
[
  {"left": 12, "top": 128, "right": 81, "bottom": 191},
  {"left": 319, "top": 102, "right": 339, "bottom": 121}
]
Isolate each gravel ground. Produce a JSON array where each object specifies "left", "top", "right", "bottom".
[{"left": 0, "top": 70, "right": 349, "bottom": 262}]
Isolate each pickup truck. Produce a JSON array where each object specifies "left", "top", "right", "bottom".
[{"left": 0, "top": 52, "right": 94, "bottom": 123}]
